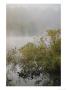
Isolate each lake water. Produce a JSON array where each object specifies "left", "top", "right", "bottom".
[
  {"left": 6, "top": 64, "right": 50, "bottom": 86},
  {"left": 6, "top": 36, "right": 50, "bottom": 86},
  {"left": 6, "top": 35, "right": 49, "bottom": 51},
  {"left": 6, "top": 36, "right": 34, "bottom": 50}
]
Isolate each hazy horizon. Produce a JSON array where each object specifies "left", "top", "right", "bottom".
[{"left": 6, "top": 4, "right": 61, "bottom": 37}]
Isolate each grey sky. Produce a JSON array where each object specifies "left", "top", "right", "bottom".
[{"left": 6, "top": 4, "right": 61, "bottom": 37}]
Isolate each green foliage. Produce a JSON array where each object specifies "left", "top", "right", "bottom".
[
  {"left": 47, "top": 29, "right": 61, "bottom": 72},
  {"left": 20, "top": 29, "right": 61, "bottom": 74},
  {"left": 7, "top": 29, "right": 61, "bottom": 85},
  {"left": 6, "top": 49, "right": 17, "bottom": 64}
]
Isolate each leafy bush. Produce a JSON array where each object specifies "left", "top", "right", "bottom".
[{"left": 6, "top": 29, "right": 61, "bottom": 86}]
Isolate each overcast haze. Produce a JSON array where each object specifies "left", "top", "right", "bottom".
[{"left": 6, "top": 4, "right": 61, "bottom": 37}]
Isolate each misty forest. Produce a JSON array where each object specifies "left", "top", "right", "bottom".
[{"left": 6, "top": 4, "right": 61, "bottom": 86}]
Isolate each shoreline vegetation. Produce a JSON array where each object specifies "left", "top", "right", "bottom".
[{"left": 6, "top": 29, "right": 61, "bottom": 86}]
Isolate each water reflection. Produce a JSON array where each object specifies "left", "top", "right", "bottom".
[{"left": 6, "top": 64, "right": 50, "bottom": 86}]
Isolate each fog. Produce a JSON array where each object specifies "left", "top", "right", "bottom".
[
  {"left": 6, "top": 36, "right": 34, "bottom": 50},
  {"left": 6, "top": 5, "right": 61, "bottom": 86},
  {"left": 6, "top": 4, "right": 61, "bottom": 49},
  {"left": 6, "top": 4, "right": 61, "bottom": 37}
]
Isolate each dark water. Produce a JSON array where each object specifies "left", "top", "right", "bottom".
[
  {"left": 6, "top": 36, "right": 60, "bottom": 86},
  {"left": 6, "top": 64, "right": 50, "bottom": 86}
]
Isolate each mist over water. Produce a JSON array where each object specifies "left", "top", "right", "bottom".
[
  {"left": 6, "top": 4, "right": 60, "bottom": 50},
  {"left": 7, "top": 36, "right": 34, "bottom": 50},
  {"left": 6, "top": 4, "right": 60, "bottom": 37},
  {"left": 6, "top": 4, "right": 61, "bottom": 86},
  {"left": 6, "top": 4, "right": 61, "bottom": 50}
]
